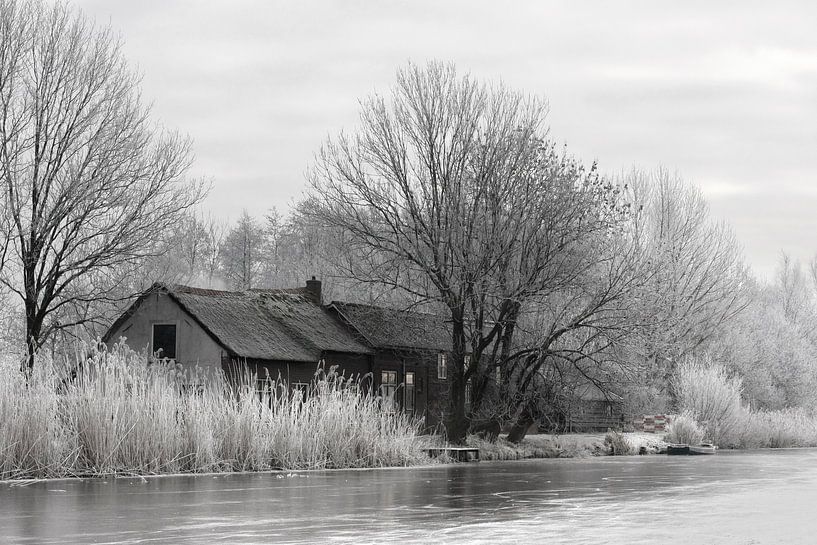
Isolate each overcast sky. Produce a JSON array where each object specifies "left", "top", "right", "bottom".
[{"left": 76, "top": 0, "right": 817, "bottom": 280}]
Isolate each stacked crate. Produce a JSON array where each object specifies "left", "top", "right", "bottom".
[{"left": 633, "top": 414, "right": 672, "bottom": 433}]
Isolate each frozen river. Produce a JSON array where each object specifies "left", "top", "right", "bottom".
[{"left": 2, "top": 449, "right": 817, "bottom": 544}]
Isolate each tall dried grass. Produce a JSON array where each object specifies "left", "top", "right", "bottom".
[
  {"left": 731, "top": 408, "right": 817, "bottom": 449},
  {"left": 0, "top": 342, "right": 425, "bottom": 480}
]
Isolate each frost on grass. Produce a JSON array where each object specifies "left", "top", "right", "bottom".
[
  {"left": 664, "top": 412, "right": 705, "bottom": 445},
  {"left": 671, "top": 356, "right": 817, "bottom": 449},
  {"left": 0, "top": 342, "right": 425, "bottom": 479}
]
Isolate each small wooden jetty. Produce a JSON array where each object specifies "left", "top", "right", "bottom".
[{"left": 423, "top": 447, "right": 480, "bottom": 462}]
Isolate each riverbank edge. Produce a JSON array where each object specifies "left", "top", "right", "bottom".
[
  {"left": 0, "top": 463, "right": 453, "bottom": 486},
  {"left": 7, "top": 443, "right": 817, "bottom": 485},
  {"left": 466, "top": 432, "right": 671, "bottom": 461},
  {"left": 6, "top": 440, "right": 817, "bottom": 485},
  {"left": 0, "top": 432, "right": 670, "bottom": 484}
]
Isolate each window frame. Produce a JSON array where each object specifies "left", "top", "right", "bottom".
[
  {"left": 404, "top": 371, "right": 416, "bottom": 413},
  {"left": 437, "top": 352, "right": 447, "bottom": 380},
  {"left": 380, "top": 370, "right": 398, "bottom": 412},
  {"left": 151, "top": 321, "right": 178, "bottom": 361}
]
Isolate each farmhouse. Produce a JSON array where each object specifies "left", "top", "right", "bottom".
[
  {"left": 103, "top": 279, "right": 451, "bottom": 427},
  {"left": 328, "top": 301, "right": 451, "bottom": 427}
]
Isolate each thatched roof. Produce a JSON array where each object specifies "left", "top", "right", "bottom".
[
  {"left": 106, "top": 284, "right": 373, "bottom": 362},
  {"left": 329, "top": 301, "right": 451, "bottom": 352}
]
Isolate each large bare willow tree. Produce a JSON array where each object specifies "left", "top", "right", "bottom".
[
  {"left": 0, "top": 0, "right": 205, "bottom": 369},
  {"left": 309, "top": 62, "right": 627, "bottom": 442}
]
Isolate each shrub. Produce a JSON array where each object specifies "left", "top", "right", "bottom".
[
  {"left": 664, "top": 411, "right": 705, "bottom": 445},
  {"left": 672, "top": 356, "right": 817, "bottom": 449},
  {"left": 672, "top": 355, "right": 742, "bottom": 444},
  {"left": 604, "top": 430, "right": 633, "bottom": 455}
]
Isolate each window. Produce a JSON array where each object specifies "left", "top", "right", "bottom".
[
  {"left": 437, "top": 353, "right": 447, "bottom": 380},
  {"left": 256, "top": 378, "right": 276, "bottom": 406},
  {"left": 152, "top": 324, "right": 177, "bottom": 360},
  {"left": 381, "top": 370, "right": 397, "bottom": 411},
  {"left": 404, "top": 371, "right": 415, "bottom": 413}
]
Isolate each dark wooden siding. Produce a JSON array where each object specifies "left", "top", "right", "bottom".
[
  {"left": 566, "top": 400, "right": 626, "bottom": 432},
  {"left": 222, "top": 348, "right": 450, "bottom": 431},
  {"left": 223, "top": 352, "right": 372, "bottom": 386},
  {"left": 369, "top": 348, "right": 449, "bottom": 431}
]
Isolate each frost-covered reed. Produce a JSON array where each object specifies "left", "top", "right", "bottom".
[
  {"left": 0, "top": 343, "right": 425, "bottom": 480},
  {"left": 731, "top": 407, "right": 817, "bottom": 449}
]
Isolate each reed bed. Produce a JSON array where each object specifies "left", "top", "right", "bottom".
[
  {"left": 725, "top": 407, "right": 817, "bottom": 449},
  {"left": 0, "top": 343, "right": 425, "bottom": 480}
]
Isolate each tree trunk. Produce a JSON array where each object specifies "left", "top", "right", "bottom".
[
  {"left": 24, "top": 282, "right": 42, "bottom": 372},
  {"left": 446, "top": 401, "right": 469, "bottom": 445},
  {"left": 445, "top": 309, "right": 469, "bottom": 444},
  {"left": 24, "top": 313, "right": 41, "bottom": 373},
  {"left": 507, "top": 403, "right": 535, "bottom": 444},
  {"left": 445, "top": 355, "right": 470, "bottom": 443}
]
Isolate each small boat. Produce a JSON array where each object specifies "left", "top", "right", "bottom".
[
  {"left": 667, "top": 443, "right": 717, "bottom": 455},
  {"left": 689, "top": 443, "right": 717, "bottom": 455}
]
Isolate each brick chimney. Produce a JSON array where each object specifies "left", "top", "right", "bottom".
[{"left": 305, "top": 276, "right": 322, "bottom": 304}]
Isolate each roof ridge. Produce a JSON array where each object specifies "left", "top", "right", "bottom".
[
  {"left": 331, "top": 299, "right": 444, "bottom": 317},
  {"left": 162, "top": 283, "right": 242, "bottom": 296},
  {"left": 161, "top": 283, "right": 311, "bottom": 298}
]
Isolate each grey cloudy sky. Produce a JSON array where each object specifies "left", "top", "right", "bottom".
[{"left": 77, "top": 0, "right": 817, "bottom": 279}]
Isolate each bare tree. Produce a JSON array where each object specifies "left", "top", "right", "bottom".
[
  {"left": 309, "top": 61, "right": 625, "bottom": 442},
  {"left": 499, "top": 230, "right": 651, "bottom": 442},
  {"left": 260, "top": 207, "right": 284, "bottom": 287},
  {"left": 623, "top": 169, "right": 749, "bottom": 398},
  {"left": 120, "top": 208, "right": 224, "bottom": 292},
  {"left": 201, "top": 212, "right": 228, "bottom": 287},
  {"left": 219, "top": 210, "right": 265, "bottom": 290},
  {"left": 0, "top": 0, "right": 205, "bottom": 368},
  {"left": 176, "top": 212, "right": 210, "bottom": 282},
  {"left": 775, "top": 253, "right": 817, "bottom": 333}
]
